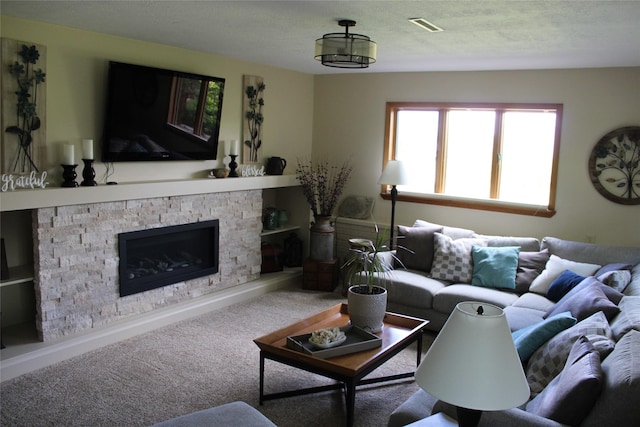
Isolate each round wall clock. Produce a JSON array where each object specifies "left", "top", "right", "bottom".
[{"left": 588, "top": 126, "right": 640, "bottom": 205}]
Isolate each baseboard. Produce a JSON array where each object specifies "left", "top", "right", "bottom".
[{"left": 0, "top": 269, "right": 300, "bottom": 382}]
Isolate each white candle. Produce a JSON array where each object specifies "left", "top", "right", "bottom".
[
  {"left": 231, "top": 140, "right": 240, "bottom": 155},
  {"left": 224, "top": 140, "right": 231, "bottom": 155},
  {"left": 63, "top": 144, "right": 75, "bottom": 165},
  {"left": 82, "top": 139, "right": 94, "bottom": 160}
]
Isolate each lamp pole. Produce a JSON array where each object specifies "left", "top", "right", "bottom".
[{"left": 390, "top": 184, "right": 398, "bottom": 249}]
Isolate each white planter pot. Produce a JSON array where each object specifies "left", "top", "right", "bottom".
[{"left": 347, "top": 285, "right": 387, "bottom": 333}]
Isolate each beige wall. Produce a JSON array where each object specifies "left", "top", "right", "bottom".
[
  {"left": 1, "top": 16, "right": 314, "bottom": 184},
  {"left": 313, "top": 69, "right": 640, "bottom": 246},
  {"left": 3, "top": 16, "right": 639, "bottom": 247}
]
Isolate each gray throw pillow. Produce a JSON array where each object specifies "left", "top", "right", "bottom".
[
  {"left": 396, "top": 224, "right": 443, "bottom": 272},
  {"left": 610, "top": 296, "right": 640, "bottom": 340},
  {"left": 515, "top": 249, "right": 550, "bottom": 294},
  {"left": 544, "top": 277, "right": 621, "bottom": 322},
  {"left": 526, "top": 336, "right": 603, "bottom": 426},
  {"left": 525, "top": 311, "right": 611, "bottom": 395},
  {"left": 429, "top": 233, "right": 487, "bottom": 283}
]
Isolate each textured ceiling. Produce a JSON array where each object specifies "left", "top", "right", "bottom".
[{"left": 2, "top": 0, "right": 640, "bottom": 74}]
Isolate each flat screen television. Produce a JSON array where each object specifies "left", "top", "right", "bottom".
[{"left": 101, "top": 61, "right": 225, "bottom": 162}]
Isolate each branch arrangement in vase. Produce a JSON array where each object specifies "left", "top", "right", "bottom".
[{"left": 295, "top": 159, "right": 353, "bottom": 217}]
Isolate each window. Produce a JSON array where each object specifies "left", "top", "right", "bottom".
[
  {"left": 383, "top": 102, "right": 563, "bottom": 217},
  {"left": 167, "top": 76, "right": 224, "bottom": 142}
]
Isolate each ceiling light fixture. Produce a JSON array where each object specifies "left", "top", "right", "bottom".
[
  {"left": 409, "top": 17, "right": 444, "bottom": 32},
  {"left": 315, "top": 19, "right": 377, "bottom": 68}
]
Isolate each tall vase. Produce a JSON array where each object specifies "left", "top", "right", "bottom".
[{"left": 309, "top": 215, "right": 335, "bottom": 260}]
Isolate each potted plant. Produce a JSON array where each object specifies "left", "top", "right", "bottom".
[{"left": 342, "top": 224, "right": 401, "bottom": 333}]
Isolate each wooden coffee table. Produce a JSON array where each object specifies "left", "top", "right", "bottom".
[{"left": 253, "top": 303, "right": 429, "bottom": 427}]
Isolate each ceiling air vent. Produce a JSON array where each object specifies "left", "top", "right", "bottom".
[{"left": 409, "top": 18, "right": 444, "bottom": 33}]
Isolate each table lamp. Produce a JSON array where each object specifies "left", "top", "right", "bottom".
[
  {"left": 377, "top": 160, "right": 409, "bottom": 249},
  {"left": 415, "top": 302, "right": 530, "bottom": 427}
]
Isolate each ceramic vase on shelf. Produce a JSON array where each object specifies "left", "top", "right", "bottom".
[
  {"left": 347, "top": 285, "right": 388, "bottom": 333},
  {"left": 309, "top": 215, "right": 335, "bottom": 261}
]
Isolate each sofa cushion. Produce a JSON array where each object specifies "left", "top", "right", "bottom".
[
  {"left": 474, "top": 234, "right": 541, "bottom": 252},
  {"left": 515, "top": 249, "right": 550, "bottom": 294},
  {"left": 471, "top": 246, "right": 520, "bottom": 289},
  {"left": 396, "top": 224, "right": 443, "bottom": 272},
  {"left": 383, "top": 269, "right": 447, "bottom": 310},
  {"left": 545, "top": 277, "right": 621, "bottom": 322},
  {"left": 595, "top": 262, "right": 634, "bottom": 276},
  {"left": 545, "top": 270, "right": 587, "bottom": 302},
  {"left": 610, "top": 296, "right": 640, "bottom": 340},
  {"left": 529, "top": 255, "right": 601, "bottom": 295},
  {"left": 580, "top": 330, "right": 640, "bottom": 427},
  {"left": 503, "top": 306, "right": 546, "bottom": 332},
  {"left": 541, "top": 236, "right": 640, "bottom": 266},
  {"left": 512, "top": 311, "right": 577, "bottom": 363},
  {"left": 430, "top": 233, "right": 487, "bottom": 283},
  {"left": 151, "top": 401, "right": 277, "bottom": 427},
  {"left": 413, "top": 219, "right": 475, "bottom": 240},
  {"left": 525, "top": 311, "right": 611, "bottom": 395},
  {"left": 526, "top": 336, "right": 603, "bottom": 426},
  {"left": 432, "top": 284, "right": 519, "bottom": 314},
  {"left": 512, "top": 292, "right": 556, "bottom": 312}
]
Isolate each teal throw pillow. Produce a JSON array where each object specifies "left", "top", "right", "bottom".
[
  {"left": 512, "top": 311, "right": 577, "bottom": 363},
  {"left": 471, "top": 245, "right": 520, "bottom": 289}
]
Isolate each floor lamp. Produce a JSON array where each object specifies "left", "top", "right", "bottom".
[
  {"left": 415, "top": 302, "right": 530, "bottom": 427},
  {"left": 377, "top": 160, "right": 409, "bottom": 249}
]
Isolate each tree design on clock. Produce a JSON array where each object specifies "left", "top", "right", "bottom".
[{"left": 588, "top": 126, "right": 640, "bottom": 205}]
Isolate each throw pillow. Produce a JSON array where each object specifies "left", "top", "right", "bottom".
[
  {"left": 525, "top": 311, "right": 611, "bottom": 395},
  {"left": 413, "top": 219, "right": 475, "bottom": 240},
  {"left": 597, "top": 269, "right": 633, "bottom": 293},
  {"left": 395, "top": 224, "right": 443, "bottom": 272},
  {"left": 546, "top": 270, "right": 587, "bottom": 302},
  {"left": 594, "top": 262, "right": 633, "bottom": 276},
  {"left": 579, "top": 330, "right": 640, "bottom": 427},
  {"left": 471, "top": 246, "right": 520, "bottom": 289},
  {"left": 515, "top": 249, "right": 550, "bottom": 294},
  {"left": 429, "top": 233, "right": 487, "bottom": 283},
  {"left": 529, "top": 255, "right": 601, "bottom": 295},
  {"left": 610, "top": 296, "right": 640, "bottom": 340},
  {"left": 526, "top": 336, "right": 603, "bottom": 426},
  {"left": 545, "top": 277, "right": 621, "bottom": 322},
  {"left": 512, "top": 311, "right": 577, "bottom": 363}
]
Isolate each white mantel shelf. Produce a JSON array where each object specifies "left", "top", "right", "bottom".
[{"left": 0, "top": 174, "right": 300, "bottom": 212}]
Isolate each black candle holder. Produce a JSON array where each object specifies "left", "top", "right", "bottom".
[
  {"left": 228, "top": 154, "right": 239, "bottom": 177},
  {"left": 81, "top": 158, "right": 97, "bottom": 186},
  {"left": 61, "top": 164, "right": 79, "bottom": 187}
]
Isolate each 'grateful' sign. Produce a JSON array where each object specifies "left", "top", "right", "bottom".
[{"left": 1, "top": 171, "right": 48, "bottom": 192}]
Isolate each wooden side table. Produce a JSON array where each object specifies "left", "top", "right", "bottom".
[{"left": 302, "top": 258, "right": 338, "bottom": 291}]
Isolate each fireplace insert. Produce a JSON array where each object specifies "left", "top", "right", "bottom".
[{"left": 118, "top": 220, "right": 219, "bottom": 296}]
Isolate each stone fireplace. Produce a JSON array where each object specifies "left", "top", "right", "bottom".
[
  {"left": 32, "top": 190, "right": 262, "bottom": 341},
  {"left": 118, "top": 220, "right": 219, "bottom": 297}
]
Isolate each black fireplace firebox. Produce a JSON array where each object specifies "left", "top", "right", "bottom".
[{"left": 118, "top": 220, "right": 219, "bottom": 297}]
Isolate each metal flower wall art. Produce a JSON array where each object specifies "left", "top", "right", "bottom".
[
  {"left": 243, "top": 75, "right": 265, "bottom": 163},
  {"left": 5, "top": 44, "right": 46, "bottom": 173},
  {"left": 589, "top": 126, "right": 640, "bottom": 205}
]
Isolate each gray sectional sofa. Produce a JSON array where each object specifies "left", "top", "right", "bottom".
[{"left": 379, "top": 220, "right": 640, "bottom": 427}]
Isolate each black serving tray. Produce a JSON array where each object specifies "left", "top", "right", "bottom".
[{"left": 286, "top": 325, "right": 382, "bottom": 359}]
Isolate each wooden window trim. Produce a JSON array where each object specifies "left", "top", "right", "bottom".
[{"left": 381, "top": 102, "right": 562, "bottom": 218}]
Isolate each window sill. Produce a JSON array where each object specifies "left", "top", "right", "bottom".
[{"left": 380, "top": 192, "right": 556, "bottom": 218}]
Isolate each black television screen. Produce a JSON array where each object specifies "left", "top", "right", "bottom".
[{"left": 102, "top": 61, "right": 225, "bottom": 162}]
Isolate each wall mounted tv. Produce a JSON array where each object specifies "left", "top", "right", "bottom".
[{"left": 102, "top": 61, "right": 225, "bottom": 162}]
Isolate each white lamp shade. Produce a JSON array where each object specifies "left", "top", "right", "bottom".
[
  {"left": 415, "top": 302, "right": 530, "bottom": 411},
  {"left": 377, "top": 160, "right": 409, "bottom": 186}
]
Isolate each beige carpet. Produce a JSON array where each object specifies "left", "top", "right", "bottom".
[{"left": 0, "top": 287, "right": 433, "bottom": 427}]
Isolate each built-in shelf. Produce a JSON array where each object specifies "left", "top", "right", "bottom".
[
  {"left": 260, "top": 225, "right": 301, "bottom": 237},
  {"left": 0, "top": 265, "right": 33, "bottom": 288}
]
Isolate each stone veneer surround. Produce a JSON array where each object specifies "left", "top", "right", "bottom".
[{"left": 33, "top": 190, "right": 262, "bottom": 341}]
